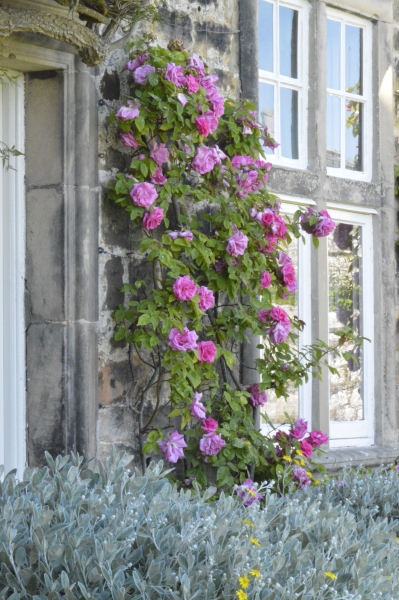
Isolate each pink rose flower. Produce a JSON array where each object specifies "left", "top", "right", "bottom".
[
  {"left": 207, "top": 88, "right": 225, "bottom": 117},
  {"left": 281, "top": 262, "right": 297, "bottom": 294},
  {"left": 150, "top": 168, "right": 167, "bottom": 185},
  {"left": 247, "top": 383, "right": 267, "bottom": 407},
  {"left": 159, "top": 431, "right": 187, "bottom": 463},
  {"left": 150, "top": 142, "right": 169, "bottom": 166},
  {"left": 142, "top": 206, "right": 164, "bottom": 230},
  {"left": 201, "top": 417, "right": 218, "bottom": 433},
  {"left": 300, "top": 439, "right": 313, "bottom": 458},
  {"left": 199, "top": 432, "right": 225, "bottom": 456},
  {"left": 188, "top": 53, "right": 205, "bottom": 74},
  {"left": 130, "top": 182, "right": 158, "bottom": 208},
  {"left": 269, "top": 321, "right": 290, "bottom": 343},
  {"left": 198, "top": 340, "right": 217, "bottom": 364},
  {"left": 315, "top": 210, "right": 336, "bottom": 237},
  {"left": 186, "top": 74, "right": 200, "bottom": 93},
  {"left": 173, "top": 275, "right": 197, "bottom": 301},
  {"left": 165, "top": 63, "right": 186, "bottom": 87},
  {"left": 258, "top": 309, "right": 269, "bottom": 323},
  {"left": 192, "top": 146, "right": 218, "bottom": 174},
  {"left": 177, "top": 93, "right": 188, "bottom": 106},
  {"left": 212, "top": 145, "right": 227, "bottom": 164},
  {"left": 198, "top": 286, "right": 215, "bottom": 311},
  {"left": 116, "top": 103, "right": 140, "bottom": 121},
  {"left": 270, "top": 306, "right": 290, "bottom": 323},
  {"left": 195, "top": 111, "right": 218, "bottom": 137},
  {"left": 271, "top": 214, "right": 288, "bottom": 239},
  {"left": 168, "top": 327, "right": 198, "bottom": 351},
  {"left": 231, "top": 155, "right": 254, "bottom": 168},
  {"left": 134, "top": 64, "right": 155, "bottom": 85},
  {"left": 200, "top": 74, "right": 218, "bottom": 94},
  {"left": 308, "top": 430, "right": 329, "bottom": 446},
  {"left": 278, "top": 251, "right": 291, "bottom": 266},
  {"left": 290, "top": 418, "right": 308, "bottom": 440},
  {"left": 260, "top": 209, "right": 274, "bottom": 227},
  {"left": 226, "top": 226, "right": 248, "bottom": 257},
  {"left": 190, "top": 392, "right": 206, "bottom": 419},
  {"left": 260, "top": 271, "right": 272, "bottom": 289},
  {"left": 120, "top": 132, "right": 139, "bottom": 148},
  {"left": 125, "top": 54, "right": 149, "bottom": 71}
]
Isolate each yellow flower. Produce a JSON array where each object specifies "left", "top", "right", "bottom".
[
  {"left": 242, "top": 519, "right": 254, "bottom": 527},
  {"left": 293, "top": 459, "right": 301, "bottom": 466},
  {"left": 246, "top": 488, "right": 257, "bottom": 497},
  {"left": 250, "top": 537, "right": 260, "bottom": 547},
  {"left": 238, "top": 576, "right": 249, "bottom": 589},
  {"left": 306, "top": 471, "right": 313, "bottom": 478},
  {"left": 387, "top": 576, "right": 391, "bottom": 580},
  {"left": 324, "top": 572, "right": 337, "bottom": 580},
  {"left": 313, "top": 480, "right": 321, "bottom": 485},
  {"left": 236, "top": 591, "right": 247, "bottom": 600},
  {"left": 282, "top": 455, "right": 292, "bottom": 462},
  {"left": 296, "top": 449, "right": 304, "bottom": 457},
  {"left": 250, "top": 569, "right": 260, "bottom": 578}
]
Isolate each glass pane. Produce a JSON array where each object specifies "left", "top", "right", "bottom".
[
  {"left": 262, "top": 239, "right": 299, "bottom": 426},
  {"left": 345, "top": 100, "right": 363, "bottom": 171},
  {"left": 329, "top": 223, "right": 363, "bottom": 422},
  {"left": 327, "top": 19, "right": 341, "bottom": 90},
  {"left": 280, "top": 87, "right": 299, "bottom": 159},
  {"left": 259, "top": 0, "right": 274, "bottom": 72},
  {"left": 345, "top": 25, "right": 363, "bottom": 94},
  {"left": 259, "top": 81, "right": 275, "bottom": 154},
  {"left": 279, "top": 6, "right": 298, "bottom": 78},
  {"left": 327, "top": 95, "right": 341, "bottom": 168}
]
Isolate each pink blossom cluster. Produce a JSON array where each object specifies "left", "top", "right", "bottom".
[
  {"left": 192, "top": 145, "right": 226, "bottom": 175},
  {"left": 258, "top": 306, "right": 291, "bottom": 344},
  {"left": 289, "top": 418, "right": 329, "bottom": 459},
  {"left": 232, "top": 155, "right": 272, "bottom": 198},
  {"left": 278, "top": 251, "right": 297, "bottom": 294},
  {"left": 129, "top": 182, "right": 164, "bottom": 230},
  {"left": 237, "top": 110, "right": 261, "bottom": 135},
  {"left": 168, "top": 327, "right": 217, "bottom": 363},
  {"left": 263, "top": 125, "right": 280, "bottom": 150},
  {"left": 226, "top": 225, "right": 248, "bottom": 257},
  {"left": 172, "top": 276, "right": 215, "bottom": 311},
  {"left": 301, "top": 207, "right": 336, "bottom": 238},
  {"left": 251, "top": 205, "right": 288, "bottom": 253}
]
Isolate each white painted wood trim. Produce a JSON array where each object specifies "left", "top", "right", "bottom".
[
  {"left": 326, "top": 9, "right": 373, "bottom": 182},
  {"left": 258, "top": 0, "right": 309, "bottom": 170},
  {"left": 327, "top": 208, "right": 375, "bottom": 446},
  {"left": 0, "top": 72, "right": 26, "bottom": 476}
]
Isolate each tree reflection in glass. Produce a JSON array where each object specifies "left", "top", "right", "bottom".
[{"left": 329, "top": 223, "right": 363, "bottom": 422}]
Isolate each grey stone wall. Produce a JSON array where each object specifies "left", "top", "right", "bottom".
[
  {"left": 96, "top": 0, "right": 240, "bottom": 463},
  {"left": 393, "top": 0, "right": 399, "bottom": 429}
]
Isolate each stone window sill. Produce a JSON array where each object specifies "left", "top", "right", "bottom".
[{"left": 315, "top": 445, "right": 399, "bottom": 473}]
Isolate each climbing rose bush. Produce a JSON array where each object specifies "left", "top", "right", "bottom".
[{"left": 109, "top": 36, "right": 363, "bottom": 489}]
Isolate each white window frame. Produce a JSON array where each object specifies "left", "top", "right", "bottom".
[
  {"left": 258, "top": 0, "right": 309, "bottom": 170},
  {"left": 327, "top": 206, "right": 375, "bottom": 447},
  {"left": 0, "top": 70, "right": 26, "bottom": 475},
  {"left": 260, "top": 195, "right": 313, "bottom": 435},
  {"left": 326, "top": 9, "right": 372, "bottom": 182}
]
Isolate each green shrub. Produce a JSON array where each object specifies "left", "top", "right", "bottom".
[{"left": 0, "top": 451, "right": 399, "bottom": 599}]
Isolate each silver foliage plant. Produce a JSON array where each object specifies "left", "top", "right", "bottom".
[{"left": 0, "top": 450, "right": 398, "bottom": 599}]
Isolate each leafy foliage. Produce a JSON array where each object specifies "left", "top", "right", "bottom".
[
  {"left": 1, "top": 453, "right": 399, "bottom": 599},
  {"left": 108, "top": 37, "right": 365, "bottom": 488}
]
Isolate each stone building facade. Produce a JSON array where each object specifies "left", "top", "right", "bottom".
[{"left": 0, "top": 0, "right": 398, "bottom": 473}]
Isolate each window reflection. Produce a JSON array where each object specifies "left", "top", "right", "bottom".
[
  {"left": 345, "top": 101, "right": 363, "bottom": 171},
  {"left": 259, "top": 0, "right": 274, "bottom": 73},
  {"left": 345, "top": 25, "right": 362, "bottom": 95},
  {"left": 327, "top": 95, "right": 341, "bottom": 168},
  {"left": 259, "top": 81, "right": 275, "bottom": 154},
  {"left": 329, "top": 223, "right": 363, "bottom": 422},
  {"left": 262, "top": 238, "right": 299, "bottom": 425},
  {"left": 327, "top": 19, "right": 341, "bottom": 90},
  {"left": 280, "top": 87, "right": 299, "bottom": 159},
  {"left": 279, "top": 6, "right": 298, "bottom": 78}
]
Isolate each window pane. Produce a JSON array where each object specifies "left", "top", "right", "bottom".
[
  {"left": 345, "top": 25, "right": 363, "bottom": 94},
  {"left": 345, "top": 101, "right": 363, "bottom": 171},
  {"left": 262, "top": 239, "right": 299, "bottom": 426},
  {"left": 329, "top": 223, "right": 363, "bottom": 422},
  {"left": 279, "top": 6, "right": 298, "bottom": 78},
  {"left": 327, "top": 19, "right": 341, "bottom": 90},
  {"left": 327, "top": 95, "right": 341, "bottom": 168},
  {"left": 259, "top": 0, "right": 274, "bottom": 72},
  {"left": 280, "top": 87, "right": 299, "bottom": 159},
  {"left": 259, "top": 81, "right": 275, "bottom": 154}
]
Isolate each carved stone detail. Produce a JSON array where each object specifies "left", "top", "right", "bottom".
[{"left": 0, "top": 5, "right": 108, "bottom": 65}]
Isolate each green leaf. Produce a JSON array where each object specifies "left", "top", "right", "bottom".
[{"left": 137, "top": 314, "right": 152, "bottom": 326}]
